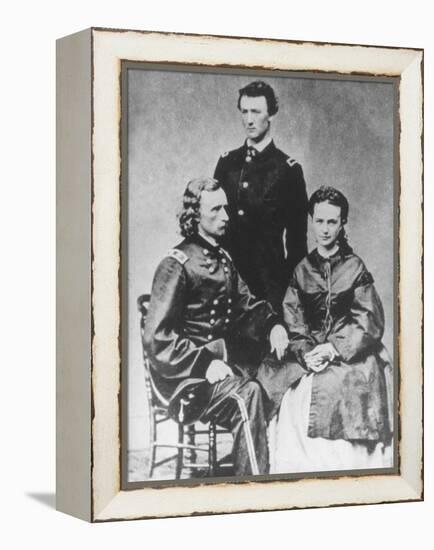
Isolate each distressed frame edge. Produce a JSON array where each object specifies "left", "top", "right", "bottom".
[
  {"left": 396, "top": 51, "right": 424, "bottom": 499},
  {"left": 91, "top": 25, "right": 423, "bottom": 56},
  {"left": 94, "top": 477, "right": 422, "bottom": 522},
  {"left": 56, "top": 28, "right": 93, "bottom": 522},
  {"left": 90, "top": 29, "right": 423, "bottom": 522}
]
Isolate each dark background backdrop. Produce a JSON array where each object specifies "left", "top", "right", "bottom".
[{"left": 126, "top": 67, "right": 395, "bottom": 453}]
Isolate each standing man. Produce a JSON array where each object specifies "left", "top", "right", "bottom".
[
  {"left": 214, "top": 80, "right": 308, "bottom": 311},
  {"left": 143, "top": 177, "right": 289, "bottom": 476}
]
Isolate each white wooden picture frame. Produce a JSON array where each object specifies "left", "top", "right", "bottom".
[{"left": 56, "top": 27, "right": 423, "bottom": 522}]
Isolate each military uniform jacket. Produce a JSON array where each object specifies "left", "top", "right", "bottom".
[
  {"left": 143, "top": 235, "right": 278, "bottom": 404},
  {"left": 214, "top": 140, "right": 308, "bottom": 310}
]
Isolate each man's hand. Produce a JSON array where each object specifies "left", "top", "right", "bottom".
[
  {"left": 270, "top": 324, "right": 289, "bottom": 360},
  {"left": 304, "top": 343, "right": 337, "bottom": 373},
  {"left": 205, "top": 360, "right": 233, "bottom": 384}
]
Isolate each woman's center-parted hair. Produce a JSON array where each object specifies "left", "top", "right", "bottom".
[
  {"left": 178, "top": 177, "right": 221, "bottom": 238},
  {"left": 308, "top": 186, "right": 349, "bottom": 225},
  {"left": 308, "top": 186, "right": 353, "bottom": 253}
]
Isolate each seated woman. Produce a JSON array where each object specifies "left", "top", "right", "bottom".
[{"left": 257, "top": 186, "right": 393, "bottom": 473}]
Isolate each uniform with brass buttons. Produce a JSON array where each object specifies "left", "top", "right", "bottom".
[
  {"left": 215, "top": 140, "right": 308, "bottom": 311},
  {"left": 144, "top": 233, "right": 279, "bottom": 476},
  {"left": 144, "top": 233, "right": 278, "bottom": 403}
]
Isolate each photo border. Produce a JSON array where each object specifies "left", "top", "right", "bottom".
[{"left": 119, "top": 60, "right": 401, "bottom": 491}]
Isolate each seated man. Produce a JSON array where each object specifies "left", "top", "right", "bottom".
[{"left": 143, "top": 177, "right": 288, "bottom": 476}]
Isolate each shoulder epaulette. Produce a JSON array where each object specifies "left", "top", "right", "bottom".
[
  {"left": 167, "top": 248, "right": 189, "bottom": 265},
  {"left": 286, "top": 156, "right": 298, "bottom": 167}
]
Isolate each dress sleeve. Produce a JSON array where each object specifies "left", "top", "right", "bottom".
[
  {"left": 328, "top": 268, "right": 385, "bottom": 362},
  {"left": 283, "top": 163, "right": 308, "bottom": 280},
  {"left": 283, "top": 275, "right": 316, "bottom": 365},
  {"left": 143, "top": 257, "right": 226, "bottom": 380}
]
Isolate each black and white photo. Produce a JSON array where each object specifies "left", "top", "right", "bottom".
[{"left": 123, "top": 65, "right": 397, "bottom": 484}]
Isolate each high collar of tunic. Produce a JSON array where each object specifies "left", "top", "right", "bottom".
[
  {"left": 188, "top": 233, "right": 223, "bottom": 257},
  {"left": 246, "top": 134, "right": 273, "bottom": 153},
  {"left": 243, "top": 139, "right": 276, "bottom": 162}
]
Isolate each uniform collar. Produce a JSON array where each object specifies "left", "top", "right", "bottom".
[
  {"left": 198, "top": 230, "right": 219, "bottom": 249},
  {"left": 190, "top": 233, "right": 222, "bottom": 255},
  {"left": 243, "top": 139, "right": 276, "bottom": 161},
  {"left": 247, "top": 134, "right": 273, "bottom": 153}
]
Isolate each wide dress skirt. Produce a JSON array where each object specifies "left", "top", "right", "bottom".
[{"left": 269, "top": 373, "right": 393, "bottom": 473}]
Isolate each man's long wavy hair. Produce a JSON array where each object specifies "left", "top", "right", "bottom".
[
  {"left": 178, "top": 177, "right": 221, "bottom": 238},
  {"left": 308, "top": 186, "right": 353, "bottom": 254}
]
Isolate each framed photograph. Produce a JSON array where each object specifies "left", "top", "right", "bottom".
[{"left": 56, "top": 27, "right": 423, "bottom": 522}]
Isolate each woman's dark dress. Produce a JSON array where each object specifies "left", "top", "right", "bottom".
[{"left": 257, "top": 248, "right": 393, "bottom": 445}]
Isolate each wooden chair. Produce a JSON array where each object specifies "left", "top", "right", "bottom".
[{"left": 137, "top": 294, "right": 232, "bottom": 479}]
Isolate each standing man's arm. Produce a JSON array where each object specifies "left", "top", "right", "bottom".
[
  {"left": 213, "top": 155, "right": 229, "bottom": 199},
  {"left": 284, "top": 162, "right": 308, "bottom": 279},
  {"left": 231, "top": 270, "right": 288, "bottom": 359},
  {"left": 213, "top": 154, "right": 225, "bottom": 183}
]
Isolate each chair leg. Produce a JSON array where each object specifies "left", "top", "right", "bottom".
[
  {"left": 208, "top": 421, "right": 217, "bottom": 477},
  {"left": 176, "top": 423, "right": 184, "bottom": 479},
  {"left": 186, "top": 425, "right": 197, "bottom": 465},
  {"left": 149, "top": 445, "right": 157, "bottom": 479},
  {"left": 146, "top": 405, "right": 157, "bottom": 480}
]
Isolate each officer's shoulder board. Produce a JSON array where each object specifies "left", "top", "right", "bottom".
[
  {"left": 286, "top": 155, "right": 298, "bottom": 168},
  {"left": 167, "top": 248, "right": 189, "bottom": 265}
]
